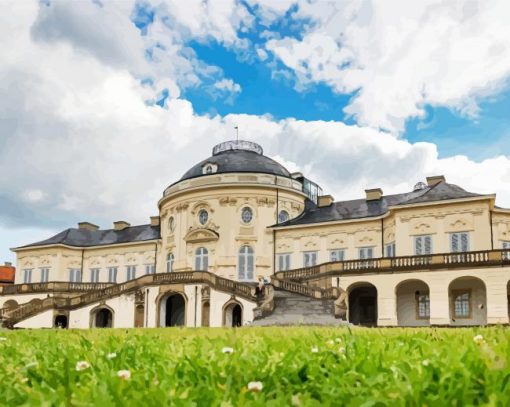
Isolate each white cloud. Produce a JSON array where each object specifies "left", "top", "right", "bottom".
[
  {"left": 265, "top": 0, "right": 510, "bottom": 132},
  {"left": 2, "top": 0, "right": 510, "bottom": 265}
]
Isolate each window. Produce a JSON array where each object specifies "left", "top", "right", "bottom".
[
  {"left": 241, "top": 207, "right": 253, "bottom": 224},
  {"left": 168, "top": 216, "right": 175, "bottom": 232},
  {"left": 40, "top": 268, "right": 50, "bottom": 283},
  {"left": 166, "top": 253, "right": 174, "bottom": 273},
  {"left": 90, "top": 268, "right": 100, "bottom": 283},
  {"left": 415, "top": 235, "right": 432, "bottom": 255},
  {"left": 303, "top": 251, "right": 318, "bottom": 267},
  {"left": 238, "top": 245, "right": 254, "bottom": 281},
  {"left": 453, "top": 290, "right": 471, "bottom": 318},
  {"left": 503, "top": 241, "right": 510, "bottom": 249},
  {"left": 195, "top": 247, "right": 208, "bottom": 271},
  {"left": 330, "top": 249, "right": 345, "bottom": 262},
  {"left": 277, "top": 253, "right": 291, "bottom": 271},
  {"left": 278, "top": 210, "right": 289, "bottom": 223},
  {"left": 416, "top": 293, "right": 430, "bottom": 318},
  {"left": 69, "top": 269, "right": 81, "bottom": 283},
  {"left": 126, "top": 265, "right": 136, "bottom": 280},
  {"left": 205, "top": 165, "right": 213, "bottom": 174},
  {"left": 358, "top": 247, "right": 373, "bottom": 259},
  {"left": 145, "top": 264, "right": 155, "bottom": 275},
  {"left": 198, "top": 209, "right": 208, "bottom": 225},
  {"left": 23, "top": 269, "right": 32, "bottom": 284},
  {"left": 385, "top": 242, "right": 396, "bottom": 258},
  {"left": 503, "top": 241, "right": 510, "bottom": 260},
  {"left": 450, "top": 232, "right": 470, "bottom": 253},
  {"left": 108, "top": 267, "right": 118, "bottom": 283}
]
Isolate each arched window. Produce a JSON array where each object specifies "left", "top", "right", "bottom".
[
  {"left": 278, "top": 210, "right": 289, "bottom": 223},
  {"left": 167, "top": 253, "right": 174, "bottom": 273},
  {"left": 195, "top": 247, "right": 208, "bottom": 271},
  {"left": 205, "top": 165, "right": 213, "bottom": 174},
  {"left": 198, "top": 209, "right": 209, "bottom": 225},
  {"left": 238, "top": 245, "right": 254, "bottom": 281}
]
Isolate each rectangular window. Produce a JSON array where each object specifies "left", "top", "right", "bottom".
[
  {"left": 358, "top": 247, "right": 374, "bottom": 260},
  {"left": 385, "top": 242, "right": 396, "bottom": 258},
  {"left": 453, "top": 290, "right": 471, "bottom": 318},
  {"left": 503, "top": 241, "right": 510, "bottom": 260},
  {"left": 126, "top": 265, "right": 136, "bottom": 280},
  {"left": 330, "top": 249, "right": 345, "bottom": 262},
  {"left": 69, "top": 268, "right": 81, "bottom": 283},
  {"left": 303, "top": 251, "right": 318, "bottom": 267},
  {"left": 145, "top": 264, "right": 155, "bottom": 275},
  {"left": 450, "top": 232, "right": 470, "bottom": 253},
  {"left": 277, "top": 254, "right": 291, "bottom": 271},
  {"left": 503, "top": 241, "right": 510, "bottom": 249},
  {"left": 416, "top": 294, "right": 430, "bottom": 318},
  {"left": 40, "top": 268, "right": 50, "bottom": 283},
  {"left": 23, "top": 269, "right": 32, "bottom": 284},
  {"left": 415, "top": 235, "right": 432, "bottom": 255},
  {"left": 90, "top": 268, "right": 100, "bottom": 283},
  {"left": 108, "top": 267, "right": 118, "bottom": 283}
]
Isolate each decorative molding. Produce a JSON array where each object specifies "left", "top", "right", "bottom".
[{"left": 184, "top": 228, "right": 219, "bottom": 244}]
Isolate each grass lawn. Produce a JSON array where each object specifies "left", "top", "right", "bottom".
[{"left": 0, "top": 327, "right": 509, "bottom": 406}]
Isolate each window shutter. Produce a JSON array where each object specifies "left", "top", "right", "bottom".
[
  {"left": 461, "top": 233, "right": 469, "bottom": 252},
  {"left": 359, "top": 249, "right": 365, "bottom": 260},
  {"left": 247, "top": 254, "right": 254, "bottom": 280},
  {"left": 451, "top": 233, "right": 459, "bottom": 252},
  {"left": 424, "top": 236, "right": 431, "bottom": 254},
  {"left": 415, "top": 237, "right": 422, "bottom": 255},
  {"left": 367, "top": 248, "right": 373, "bottom": 259}
]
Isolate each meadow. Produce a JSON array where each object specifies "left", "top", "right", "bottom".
[{"left": 0, "top": 327, "right": 509, "bottom": 406}]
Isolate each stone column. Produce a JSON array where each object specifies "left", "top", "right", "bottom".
[
  {"left": 484, "top": 269, "right": 509, "bottom": 324},
  {"left": 428, "top": 278, "right": 450, "bottom": 326},
  {"left": 377, "top": 284, "right": 398, "bottom": 326}
]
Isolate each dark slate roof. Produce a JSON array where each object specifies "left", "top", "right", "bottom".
[
  {"left": 179, "top": 149, "right": 291, "bottom": 182},
  {"left": 18, "top": 224, "right": 160, "bottom": 249},
  {"left": 277, "top": 182, "right": 487, "bottom": 227}
]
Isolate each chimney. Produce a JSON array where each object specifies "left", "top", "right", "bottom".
[
  {"left": 365, "top": 188, "right": 383, "bottom": 201},
  {"left": 78, "top": 222, "right": 99, "bottom": 231},
  {"left": 4, "top": 262, "right": 12, "bottom": 267},
  {"left": 426, "top": 175, "right": 446, "bottom": 187},
  {"left": 113, "top": 221, "right": 131, "bottom": 231},
  {"left": 318, "top": 195, "right": 334, "bottom": 207},
  {"left": 150, "top": 216, "right": 160, "bottom": 227}
]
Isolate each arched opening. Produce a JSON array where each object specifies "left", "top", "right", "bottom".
[
  {"left": 134, "top": 304, "right": 144, "bottom": 328},
  {"left": 449, "top": 276, "right": 487, "bottom": 326},
  {"left": 195, "top": 247, "right": 208, "bottom": 271},
  {"left": 160, "top": 293, "right": 186, "bottom": 327},
  {"left": 201, "top": 301, "right": 210, "bottom": 327},
  {"left": 396, "top": 280, "right": 430, "bottom": 327},
  {"left": 93, "top": 307, "right": 113, "bottom": 328},
  {"left": 54, "top": 314, "right": 68, "bottom": 329},
  {"left": 238, "top": 245, "right": 254, "bottom": 281},
  {"left": 223, "top": 301, "right": 243, "bottom": 327},
  {"left": 348, "top": 283, "right": 378, "bottom": 326}
]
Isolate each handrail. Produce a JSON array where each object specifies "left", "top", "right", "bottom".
[
  {"left": 1, "top": 271, "right": 257, "bottom": 324},
  {"left": 0, "top": 282, "right": 115, "bottom": 295},
  {"left": 276, "top": 248, "right": 510, "bottom": 282},
  {"left": 271, "top": 277, "right": 338, "bottom": 299}
]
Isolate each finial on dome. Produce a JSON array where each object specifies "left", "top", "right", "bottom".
[{"left": 212, "top": 140, "right": 263, "bottom": 156}]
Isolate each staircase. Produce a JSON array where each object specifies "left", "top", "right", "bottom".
[{"left": 252, "top": 289, "right": 347, "bottom": 326}]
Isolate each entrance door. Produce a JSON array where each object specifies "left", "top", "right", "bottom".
[
  {"left": 348, "top": 285, "right": 377, "bottom": 326},
  {"left": 232, "top": 304, "right": 242, "bottom": 327},
  {"left": 165, "top": 295, "right": 185, "bottom": 327},
  {"left": 202, "top": 301, "right": 210, "bottom": 327},
  {"left": 134, "top": 305, "right": 144, "bottom": 328}
]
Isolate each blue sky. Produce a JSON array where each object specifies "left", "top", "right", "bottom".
[{"left": 2, "top": 0, "right": 510, "bottom": 263}]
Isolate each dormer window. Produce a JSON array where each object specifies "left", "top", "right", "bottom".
[{"left": 202, "top": 163, "right": 217, "bottom": 174}]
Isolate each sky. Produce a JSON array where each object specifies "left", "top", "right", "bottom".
[{"left": 2, "top": 0, "right": 510, "bottom": 263}]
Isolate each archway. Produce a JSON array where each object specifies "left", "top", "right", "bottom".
[
  {"left": 224, "top": 301, "right": 243, "bottom": 327},
  {"left": 348, "top": 283, "right": 378, "bottom": 326},
  {"left": 449, "top": 277, "right": 487, "bottom": 326},
  {"left": 93, "top": 307, "right": 113, "bottom": 328},
  {"left": 201, "top": 301, "right": 210, "bottom": 327},
  {"left": 160, "top": 293, "right": 186, "bottom": 327},
  {"left": 54, "top": 314, "right": 68, "bottom": 329},
  {"left": 134, "top": 304, "right": 144, "bottom": 328},
  {"left": 396, "top": 280, "right": 430, "bottom": 327}
]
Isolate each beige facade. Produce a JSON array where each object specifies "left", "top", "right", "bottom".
[{"left": 3, "top": 140, "right": 510, "bottom": 329}]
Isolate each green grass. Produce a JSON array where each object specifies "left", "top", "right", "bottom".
[{"left": 0, "top": 327, "right": 509, "bottom": 406}]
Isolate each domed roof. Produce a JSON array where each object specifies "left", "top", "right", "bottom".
[{"left": 179, "top": 140, "right": 291, "bottom": 181}]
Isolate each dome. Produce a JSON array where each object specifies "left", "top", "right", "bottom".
[{"left": 179, "top": 140, "right": 291, "bottom": 181}]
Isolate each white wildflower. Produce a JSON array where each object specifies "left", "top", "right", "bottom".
[
  {"left": 75, "top": 361, "right": 90, "bottom": 371},
  {"left": 0, "top": 337, "right": 7, "bottom": 341},
  {"left": 25, "top": 362, "right": 38, "bottom": 369},
  {"left": 473, "top": 334, "right": 485, "bottom": 344},
  {"left": 107, "top": 352, "right": 117, "bottom": 360},
  {"left": 335, "top": 338, "right": 342, "bottom": 343},
  {"left": 326, "top": 339, "right": 334, "bottom": 346},
  {"left": 247, "top": 381, "right": 263, "bottom": 392},
  {"left": 338, "top": 347, "right": 346, "bottom": 354},
  {"left": 422, "top": 359, "right": 430, "bottom": 367},
  {"left": 311, "top": 346, "right": 319, "bottom": 353},
  {"left": 117, "top": 370, "right": 131, "bottom": 380},
  {"left": 291, "top": 394, "right": 301, "bottom": 406},
  {"left": 222, "top": 347, "right": 234, "bottom": 354}
]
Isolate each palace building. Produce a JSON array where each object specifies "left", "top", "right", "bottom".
[{"left": 2, "top": 140, "right": 510, "bottom": 329}]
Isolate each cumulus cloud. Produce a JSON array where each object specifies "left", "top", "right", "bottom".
[
  {"left": 2, "top": 0, "right": 510, "bottom": 265},
  {"left": 265, "top": 0, "right": 510, "bottom": 132}
]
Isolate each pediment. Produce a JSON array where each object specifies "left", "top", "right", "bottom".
[{"left": 184, "top": 228, "right": 219, "bottom": 243}]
